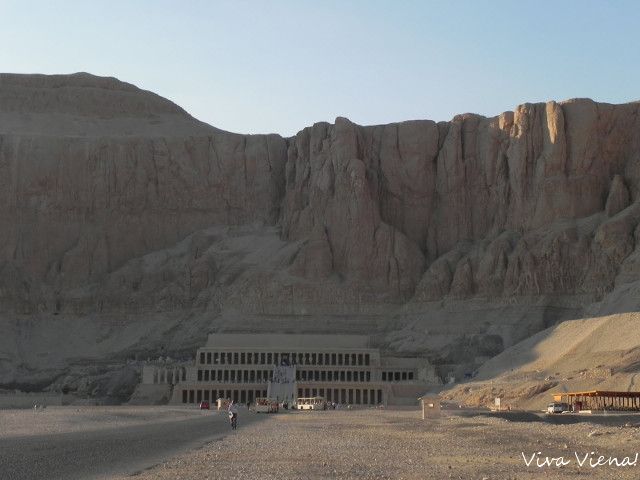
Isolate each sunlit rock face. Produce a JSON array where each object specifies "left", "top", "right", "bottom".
[
  {"left": 1, "top": 73, "right": 640, "bottom": 395},
  {"left": 282, "top": 101, "right": 640, "bottom": 301}
]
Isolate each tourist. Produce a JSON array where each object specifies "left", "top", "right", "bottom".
[{"left": 228, "top": 401, "right": 239, "bottom": 430}]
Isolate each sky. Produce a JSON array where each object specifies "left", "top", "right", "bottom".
[{"left": 2, "top": 0, "right": 639, "bottom": 136}]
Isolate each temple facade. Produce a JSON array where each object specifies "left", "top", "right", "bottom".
[{"left": 143, "top": 334, "right": 440, "bottom": 406}]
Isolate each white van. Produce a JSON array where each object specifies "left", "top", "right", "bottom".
[{"left": 547, "top": 402, "right": 567, "bottom": 414}]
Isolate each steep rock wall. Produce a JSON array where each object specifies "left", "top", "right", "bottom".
[
  {"left": 0, "top": 74, "right": 287, "bottom": 313},
  {"left": 282, "top": 100, "right": 640, "bottom": 302}
]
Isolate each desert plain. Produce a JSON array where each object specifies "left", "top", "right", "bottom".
[{"left": 3, "top": 405, "right": 640, "bottom": 480}]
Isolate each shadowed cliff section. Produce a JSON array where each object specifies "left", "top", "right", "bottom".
[{"left": 1, "top": 72, "right": 640, "bottom": 395}]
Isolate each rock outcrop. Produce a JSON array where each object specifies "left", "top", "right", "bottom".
[{"left": 1, "top": 73, "right": 640, "bottom": 396}]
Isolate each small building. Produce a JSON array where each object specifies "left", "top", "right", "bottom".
[
  {"left": 141, "top": 333, "right": 441, "bottom": 406},
  {"left": 552, "top": 390, "right": 640, "bottom": 412}
]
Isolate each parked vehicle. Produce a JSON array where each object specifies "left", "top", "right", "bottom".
[
  {"left": 296, "top": 396, "right": 327, "bottom": 410},
  {"left": 253, "top": 397, "right": 279, "bottom": 413},
  {"left": 547, "top": 402, "right": 568, "bottom": 414}
]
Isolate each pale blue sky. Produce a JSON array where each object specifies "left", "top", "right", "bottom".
[{"left": 2, "top": 0, "right": 639, "bottom": 136}]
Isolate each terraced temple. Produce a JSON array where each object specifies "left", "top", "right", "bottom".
[{"left": 142, "top": 334, "right": 441, "bottom": 406}]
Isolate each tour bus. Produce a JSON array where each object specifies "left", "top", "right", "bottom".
[
  {"left": 254, "top": 397, "right": 279, "bottom": 413},
  {"left": 296, "top": 396, "right": 327, "bottom": 410}
]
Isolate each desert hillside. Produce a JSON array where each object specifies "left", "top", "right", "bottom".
[
  {"left": 441, "top": 312, "right": 640, "bottom": 409},
  {"left": 1, "top": 72, "right": 639, "bottom": 399}
]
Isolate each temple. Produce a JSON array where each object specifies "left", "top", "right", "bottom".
[{"left": 142, "top": 334, "right": 441, "bottom": 406}]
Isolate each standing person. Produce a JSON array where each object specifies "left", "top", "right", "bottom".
[{"left": 227, "top": 401, "right": 238, "bottom": 430}]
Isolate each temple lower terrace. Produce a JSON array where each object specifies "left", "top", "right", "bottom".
[
  {"left": 142, "top": 334, "right": 440, "bottom": 406},
  {"left": 552, "top": 391, "right": 640, "bottom": 412}
]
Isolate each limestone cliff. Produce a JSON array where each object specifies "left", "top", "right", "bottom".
[
  {"left": 282, "top": 103, "right": 640, "bottom": 301},
  {"left": 1, "top": 73, "right": 639, "bottom": 397}
]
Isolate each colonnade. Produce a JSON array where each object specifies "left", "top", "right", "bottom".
[
  {"left": 297, "top": 387, "right": 383, "bottom": 405},
  {"left": 199, "top": 350, "right": 372, "bottom": 367},
  {"left": 183, "top": 388, "right": 268, "bottom": 405},
  {"left": 151, "top": 366, "right": 186, "bottom": 385},
  {"left": 180, "top": 386, "right": 384, "bottom": 406},
  {"left": 197, "top": 368, "right": 272, "bottom": 383}
]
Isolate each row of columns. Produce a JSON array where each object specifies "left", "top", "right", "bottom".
[
  {"left": 197, "top": 369, "right": 272, "bottom": 383},
  {"left": 199, "top": 351, "right": 371, "bottom": 367},
  {"left": 153, "top": 367, "right": 186, "bottom": 385},
  {"left": 197, "top": 368, "right": 389, "bottom": 384},
  {"left": 568, "top": 394, "right": 640, "bottom": 411},
  {"left": 297, "top": 369, "right": 371, "bottom": 382},
  {"left": 297, "top": 387, "right": 383, "bottom": 405},
  {"left": 183, "top": 388, "right": 268, "bottom": 404},
  {"left": 182, "top": 387, "right": 384, "bottom": 405}
]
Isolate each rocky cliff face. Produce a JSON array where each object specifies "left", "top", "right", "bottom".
[
  {"left": 1, "top": 73, "right": 639, "bottom": 396},
  {"left": 282, "top": 103, "right": 640, "bottom": 301},
  {"left": 0, "top": 73, "right": 287, "bottom": 306}
]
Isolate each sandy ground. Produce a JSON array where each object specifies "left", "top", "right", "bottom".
[
  {"left": 0, "top": 405, "right": 203, "bottom": 438},
  {"left": 0, "top": 406, "right": 244, "bottom": 480},
  {"left": 4, "top": 405, "right": 640, "bottom": 479},
  {"left": 112, "top": 408, "right": 640, "bottom": 480}
]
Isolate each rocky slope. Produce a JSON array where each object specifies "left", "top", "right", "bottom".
[
  {"left": 441, "top": 312, "right": 640, "bottom": 409},
  {"left": 0, "top": 73, "right": 639, "bottom": 398}
]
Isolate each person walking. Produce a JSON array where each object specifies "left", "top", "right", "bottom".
[{"left": 227, "top": 401, "right": 239, "bottom": 430}]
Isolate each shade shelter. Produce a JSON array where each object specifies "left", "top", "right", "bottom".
[{"left": 552, "top": 391, "right": 640, "bottom": 412}]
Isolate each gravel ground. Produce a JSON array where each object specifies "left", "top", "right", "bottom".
[
  {"left": 0, "top": 407, "right": 250, "bottom": 480},
  {"left": 0, "top": 406, "right": 202, "bottom": 438},
  {"left": 118, "top": 408, "right": 640, "bottom": 480}
]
